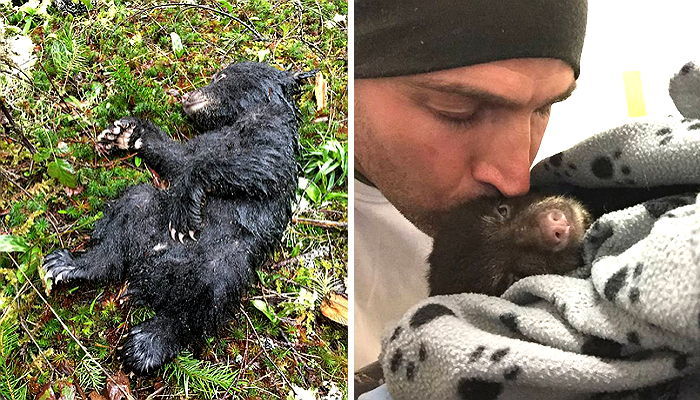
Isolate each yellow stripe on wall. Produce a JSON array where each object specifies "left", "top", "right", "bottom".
[{"left": 623, "top": 71, "right": 647, "bottom": 117}]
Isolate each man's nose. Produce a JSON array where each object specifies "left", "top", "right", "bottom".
[{"left": 470, "top": 116, "right": 533, "bottom": 197}]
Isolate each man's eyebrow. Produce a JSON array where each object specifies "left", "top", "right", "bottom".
[
  {"left": 406, "top": 79, "right": 577, "bottom": 108},
  {"left": 548, "top": 81, "right": 577, "bottom": 104}
]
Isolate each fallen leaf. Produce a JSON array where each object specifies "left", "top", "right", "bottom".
[
  {"left": 89, "top": 391, "right": 108, "bottom": 400},
  {"left": 37, "top": 384, "right": 56, "bottom": 400},
  {"left": 63, "top": 185, "right": 84, "bottom": 197},
  {"left": 170, "top": 32, "right": 184, "bottom": 57},
  {"left": 337, "top": 124, "right": 348, "bottom": 137},
  {"left": 290, "top": 384, "right": 318, "bottom": 400},
  {"left": 104, "top": 371, "right": 133, "bottom": 400},
  {"left": 320, "top": 292, "right": 348, "bottom": 325},
  {"left": 58, "top": 384, "right": 76, "bottom": 400},
  {"left": 256, "top": 48, "right": 270, "bottom": 62}
]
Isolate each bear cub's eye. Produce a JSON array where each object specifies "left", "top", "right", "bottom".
[{"left": 496, "top": 204, "right": 510, "bottom": 219}]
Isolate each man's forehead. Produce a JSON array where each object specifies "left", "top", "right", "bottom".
[{"left": 402, "top": 61, "right": 577, "bottom": 106}]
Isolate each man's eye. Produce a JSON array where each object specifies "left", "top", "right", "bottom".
[{"left": 433, "top": 110, "right": 478, "bottom": 128}]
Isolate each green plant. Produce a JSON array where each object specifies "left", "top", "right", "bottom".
[
  {"left": 301, "top": 139, "right": 348, "bottom": 204},
  {"left": 47, "top": 23, "right": 90, "bottom": 80},
  {"left": 0, "top": 319, "right": 27, "bottom": 400},
  {"left": 163, "top": 352, "right": 241, "bottom": 399},
  {"left": 75, "top": 356, "right": 105, "bottom": 392}
]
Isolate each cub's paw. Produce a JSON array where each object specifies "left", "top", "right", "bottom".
[
  {"left": 167, "top": 185, "right": 205, "bottom": 243},
  {"left": 43, "top": 249, "right": 84, "bottom": 284},
  {"left": 97, "top": 117, "right": 144, "bottom": 152},
  {"left": 118, "top": 323, "right": 180, "bottom": 375}
]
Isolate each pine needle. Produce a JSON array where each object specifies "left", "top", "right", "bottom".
[
  {"left": 76, "top": 355, "right": 105, "bottom": 392},
  {"left": 0, "top": 319, "right": 27, "bottom": 400},
  {"left": 163, "top": 351, "right": 241, "bottom": 399}
]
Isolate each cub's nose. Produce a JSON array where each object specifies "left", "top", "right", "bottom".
[
  {"left": 538, "top": 209, "right": 571, "bottom": 251},
  {"left": 182, "top": 91, "right": 209, "bottom": 114}
]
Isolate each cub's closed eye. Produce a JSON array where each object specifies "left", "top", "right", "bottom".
[{"left": 213, "top": 73, "right": 227, "bottom": 83}]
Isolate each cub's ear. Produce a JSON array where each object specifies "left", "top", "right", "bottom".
[{"left": 292, "top": 70, "right": 318, "bottom": 82}]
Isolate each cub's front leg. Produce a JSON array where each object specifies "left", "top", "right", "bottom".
[{"left": 97, "top": 117, "right": 189, "bottom": 182}]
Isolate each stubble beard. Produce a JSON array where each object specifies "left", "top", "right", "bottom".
[{"left": 355, "top": 112, "right": 444, "bottom": 237}]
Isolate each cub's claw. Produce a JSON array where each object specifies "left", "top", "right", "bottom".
[
  {"left": 167, "top": 186, "right": 204, "bottom": 242},
  {"left": 43, "top": 249, "right": 83, "bottom": 284}
]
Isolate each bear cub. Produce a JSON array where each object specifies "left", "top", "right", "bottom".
[{"left": 43, "top": 62, "right": 312, "bottom": 373}]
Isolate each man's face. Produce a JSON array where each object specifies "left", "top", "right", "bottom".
[{"left": 355, "top": 58, "right": 576, "bottom": 235}]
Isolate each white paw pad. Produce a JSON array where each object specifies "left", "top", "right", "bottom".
[{"left": 98, "top": 119, "right": 136, "bottom": 150}]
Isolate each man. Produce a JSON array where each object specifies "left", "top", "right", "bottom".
[{"left": 353, "top": 0, "right": 588, "bottom": 378}]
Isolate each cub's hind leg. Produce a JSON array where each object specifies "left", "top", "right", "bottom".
[{"left": 43, "top": 184, "right": 162, "bottom": 286}]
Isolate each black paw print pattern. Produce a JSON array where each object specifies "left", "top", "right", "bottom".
[
  {"left": 387, "top": 303, "right": 523, "bottom": 400},
  {"left": 387, "top": 303, "right": 455, "bottom": 383},
  {"left": 588, "top": 149, "right": 637, "bottom": 186},
  {"left": 456, "top": 346, "right": 522, "bottom": 400},
  {"left": 603, "top": 261, "right": 644, "bottom": 305},
  {"left": 543, "top": 149, "right": 640, "bottom": 186},
  {"left": 653, "top": 122, "right": 700, "bottom": 145},
  {"left": 655, "top": 127, "right": 674, "bottom": 146},
  {"left": 542, "top": 152, "right": 579, "bottom": 180},
  {"left": 599, "top": 260, "right": 691, "bottom": 372},
  {"left": 681, "top": 117, "right": 700, "bottom": 131}
]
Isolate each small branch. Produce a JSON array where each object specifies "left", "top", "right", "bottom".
[
  {"left": 292, "top": 217, "right": 347, "bottom": 229},
  {"left": 0, "top": 97, "right": 36, "bottom": 153},
  {"left": 36, "top": 61, "right": 71, "bottom": 113},
  {"left": 0, "top": 166, "right": 31, "bottom": 197},
  {"left": 240, "top": 307, "right": 293, "bottom": 390},
  {"left": 132, "top": 3, "right": 267, "bottom": 41}
]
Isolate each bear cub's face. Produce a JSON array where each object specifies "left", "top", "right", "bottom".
[{"left": 181, "top": 62, "right": 296, "bottom": 131}]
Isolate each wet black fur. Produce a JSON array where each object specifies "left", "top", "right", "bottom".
[
  {"left": 428, "top": 193, "right": 589, "bottom": 297},
  {"left": 43, "top": 62, "right": 308, "bottom": 374}
]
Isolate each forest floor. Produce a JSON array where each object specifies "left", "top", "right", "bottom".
[{"left": 0, "top": 0, "right": 347, "bottom": 398}]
